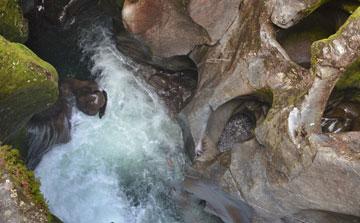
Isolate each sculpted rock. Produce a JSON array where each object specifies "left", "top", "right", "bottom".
[
  {"left": 187, "top": 0, "right": 241, "bottom": 44},
  {"left": 271, "top": 0, "right": 329, "bottom": 28},
  {"left": 180, "top": 1, "right": 360, "bottom": 222},
  {"left": 217, "top": 101, "right": 268, "bottom": 152},
  {"left": 26, "top": 98, "right": 72, "bottom": 169},
  {"left": 0, "top": 0, "right": 28, "bottom": 43},
  {"left": 276, "top": 6, "right": 348, "bottom": 68},
  {"left": 122, "top": 0, "right": 210, "bottom": 58},
  {"left": 0, "top": 35, "right": 58, "bottom": 143}
]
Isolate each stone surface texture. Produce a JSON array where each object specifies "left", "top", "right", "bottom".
[
  {"left": 0, "top": 35, "right": 58, "bottom": 143},
  {"left": 174, "top": 1, "right": 360, "bottom": 222}
]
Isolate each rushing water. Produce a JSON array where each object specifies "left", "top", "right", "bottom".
[{"left": 35, "top": 22, "right": 202, "bottom": 223}]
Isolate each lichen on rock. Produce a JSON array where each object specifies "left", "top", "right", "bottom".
[
  {"left": 0, "top": 35, "right": 58, "bottom": 143},
  {"left": 0, "top": 0, "right": 28, "bottom": 43},
  {"left": 0, "top": 145, "right": 59, "bottom": 223}
]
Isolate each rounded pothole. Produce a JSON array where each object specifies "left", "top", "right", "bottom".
[{"left": 205, "top": 93, "right": 272, "bottom": 153}]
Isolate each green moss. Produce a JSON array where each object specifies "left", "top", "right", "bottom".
[
  {"left": 0, "top": 36, "right": 58, "bottom": 97},
  {"left": 281, "top": 26, "right": 331, "bottom": 59},
  {"left": 255, "top": 88, "right": 274, "bottom": 105},
  {"left": 341, "top": 1, "right": 360, "bottom": 14},
  {"left": 311, "top": 7, "right": 360, "bottom": 66},
  {"left": 0, "top": 0, "right": 28, "bottom": 43},
  {"left": 317, "top": 6, "right": 360, "bottom": 42},
  {"left": 0, "top": 35, "right": 59, "bottom": 142},
  {"left": 6, "top": 126, "right": 28, "bottom": 159},
  {"left": 0, "top": 145, "right": 54, "bottom": 219},
  {"left": 0, "top": 146, "right": 45, "bottom": 206},
  {"left": 336, "top": 58, "right": 360, "bottom": 90}
]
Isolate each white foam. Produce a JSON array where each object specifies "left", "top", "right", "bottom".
[{"left": 36, "top": 25, "right": 186, "bottom": 223}]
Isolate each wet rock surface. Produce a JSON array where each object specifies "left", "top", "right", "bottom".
[
  {"left": 25, "top": 78, "right": 108, "bottom": 169},
  {"left": 322, "top": 101, "right": 360, "bottom": 133},
  {"left": 61, "top": 79, "right": 108, "bottom": 117},
  {"left": 146, "top": 70, "right": 197, "bottom": 114},
  {"left": 25, "top": 98, "right": 72, "bottom": 170}
]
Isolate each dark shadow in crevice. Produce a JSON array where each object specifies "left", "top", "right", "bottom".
[
  {"left": 321, "top": 88, "right": 360, "bottom": 133},
  {"left": 276, "top": 3, "right": 350, "bottom": 69},
  {"left": 25, "top": 0, "right": 112, "bottom": 80},
  {"left": 322, "top": 57, "right": 360, "bottom": 133}
]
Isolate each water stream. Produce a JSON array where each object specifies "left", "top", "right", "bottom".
[{"left": 34, "top": 22, "right": 208, "bottom": 223}]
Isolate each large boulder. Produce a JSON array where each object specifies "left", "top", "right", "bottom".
[
  {"left": 0, "top": 35, "right": 58, "bottom": 143},
  {"left": 122, "top": 0, "right": 210, "bottom": 58},
  {"left": 0, "top": 0, "right": 28, "bottom": 43},
  {"left": 60, "top": 79, "right": 107, "bottom": 117}
]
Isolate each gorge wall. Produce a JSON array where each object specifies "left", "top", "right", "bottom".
[
  {"left": 0, "top": 0, "right": 359, "bottom": 222},
  {"left": 122, "top": 0, "right": 360, "bottom": 222}
]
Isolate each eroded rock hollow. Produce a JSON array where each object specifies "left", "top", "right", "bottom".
[
  {"left": 0, "top": 0, "right": 359, "bottom": 222},
  {"left": 123, "top": 0, "right": 360, "bottom": 222}
]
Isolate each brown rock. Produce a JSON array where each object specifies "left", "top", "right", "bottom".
[
  {"left": 62, "top": 79, "right": 107, "bottom": 117},
  {"left": 188, "top": 0, "right": 241, "bottom": 43},
  {"left": 180, "top": 1, "right": 360, "bottom": 222},
  {"left": 122, "top": 0, "right": 210, "bottom": 58}
]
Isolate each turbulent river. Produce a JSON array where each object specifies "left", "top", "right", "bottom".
[{"left": 34, "top": 22, "right": 213, "bottom": 223}]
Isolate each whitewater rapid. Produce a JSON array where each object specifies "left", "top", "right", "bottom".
[{"left": 35, "top": 25, "right": 188, "bottom": 223}]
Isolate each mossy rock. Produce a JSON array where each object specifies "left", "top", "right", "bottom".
[
  {"left": 0, "top": 0, "right": 28, "bottom": 43},
  {"left": 311, "top": 7, "right": 360, "bottom": 66},
  {"left": 0, "top": 145, "right": 61, "bottom": 222},
  {"left": 336, "top": 58, "right": 360, "bottom": 90},
  {"left": 341, "top": 1, "right": 360, "bottom": 14},
  {"left": 0, "top": 35, "right": 59, "bottom": 143},
  {"left": 311, "top": 7, "right": 360, "bottom": 100}
]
